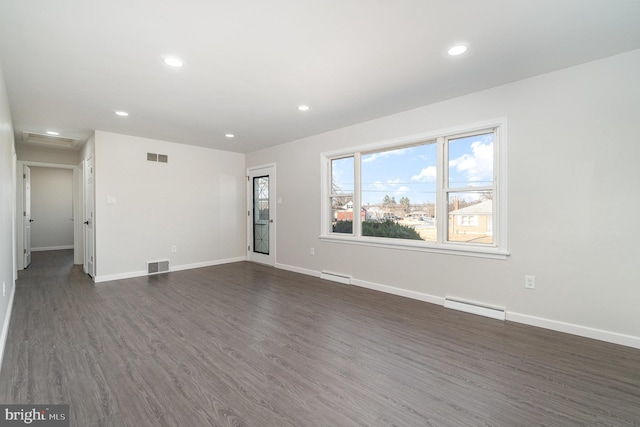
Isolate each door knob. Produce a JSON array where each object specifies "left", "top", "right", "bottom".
[
  {"left": 29, "top": 219, "right": 34, "bottom": 222},
  {"left": 84, "top": 221, "right": 89, "bottom": 225}
]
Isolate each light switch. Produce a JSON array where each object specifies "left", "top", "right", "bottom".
[
  {"left": 277, "top": 197, "right": 283, "bottom": 205},
  {"left": 107, "top": 196, "right": 117, "bottom": 204}
]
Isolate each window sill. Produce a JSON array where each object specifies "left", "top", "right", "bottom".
[{"left": 319, "top": 234, "right": 509, "bottom": 260}]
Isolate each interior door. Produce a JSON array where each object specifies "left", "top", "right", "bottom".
[
  {"left": 84, "top": 156, "right": 95, "bottom": 277},
  {"left": 247, "top": 165, "right": 275, "bottom": 266},
  {"left": 23, "top": 165, "right": 32, "bottom": 268}
]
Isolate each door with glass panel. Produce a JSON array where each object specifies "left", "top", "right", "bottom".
[{"left": 247, "top": 165, "right": 275, "bottom": 266}]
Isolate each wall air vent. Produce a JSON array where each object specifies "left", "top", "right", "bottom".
[
  {"left": 148, "top": 260, "right": 170, "bottom": 275},
  {"left": 147, "top": 153, "right": 168, "bottom": 163},
  {"left": 22, "top": 132, "right": 79, "bottom": 150}
]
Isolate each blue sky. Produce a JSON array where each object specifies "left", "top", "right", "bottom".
[{"left": 333, "top": 132, "right": 493, "bottom": 205}]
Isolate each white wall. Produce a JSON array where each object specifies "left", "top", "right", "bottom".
[
  {"left": 246, "top": 50, "right": 640, "bottom": 347},
  {"left": 30, "top": 167, "right": 74, "bottom": 250},
  {"left": 79, "top": 133, "right": 95, "bottom": 163},
  {"left": 93, "top": 131, "right": 246, "bottom": 281},
  {"left": 0, "top": 60, "right": 16, "bottom": 370},
  {"left": 16, "top": 145, "right": 79, "bottom": 165}
]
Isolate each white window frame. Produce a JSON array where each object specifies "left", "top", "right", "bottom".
[{"left": 320, "top": 119, "right": 508, "bottom": 259}]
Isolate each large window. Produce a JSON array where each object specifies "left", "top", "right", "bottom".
[{"left": 322, "top": 122, "right": 507, "bottom": 258}]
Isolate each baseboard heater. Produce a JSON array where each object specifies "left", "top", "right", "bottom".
[
  {"left": 444, "top": 296, "right": 506, "bottom": 321},
  {"left": 320, "top": 271, "right": 352, "bottom": 285},
  {"left": 148, "top": 260, "right": 170, "bottom": 275}
]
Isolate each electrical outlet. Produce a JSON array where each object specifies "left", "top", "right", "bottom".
[
  {"left": 310, "top": 247, "right": 315, "bottom": 256},
  {"left": 171, "top": 245, "right": 177, "bottom": 253},
  {"left": 525, "top": 275, "right": 536, "bottom": 289}
]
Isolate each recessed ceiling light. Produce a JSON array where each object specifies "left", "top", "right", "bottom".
[
  {"left": 163, "top": 56, "right": 184, "bottom": 67},
  {"left": 46, "top": 131, "right": 59, "bottom": 136},
  {"left": 448, "top": 44, "right": 468, "bottom": 56},
  {"left": 115, "top": 111, "right": 129, "bottom": 117},
  {"left": 298, "top": 105, "right": 310, "bottom": 111},
  {"left": 225, "top": 133, "right": 235, "bottom": 138}
]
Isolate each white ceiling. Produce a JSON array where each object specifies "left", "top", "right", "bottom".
[{"left": 1, "top": 0, "right": 639, "bottom": 153}]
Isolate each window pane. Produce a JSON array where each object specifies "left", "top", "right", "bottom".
[
  {"left": 448, "top": 132, "right": 494, "bottom": 189},
  {"left": 253, "top": 176, "right": 269, "bottom": 254},
  {"left": 331, "top": 157, "right": 354, "bottom": 194},
  {"left": 331, "top": 196, "right": 353, "bottom": 233},
  {"left": 447, "top": 192, "right": 493, "bottom": 244},
  {"left": 361, "top": 142, "right": 437, "bottom": 241},
  {"left": 331, "top": 156, "right": 354, "bottom": 234}
]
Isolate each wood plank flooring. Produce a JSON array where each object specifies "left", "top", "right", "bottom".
[{"left": 0, "top": 250, "right": 639, "bottom": 426}]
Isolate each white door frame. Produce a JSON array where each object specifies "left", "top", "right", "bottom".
[
  {"left": 83, "top": 156, "right": 95, "bottom": 278},
  {"left": 12, "top": 151, "right": 17, "bottom": 280},
  {"left": 246, "top": 164, "right": 276, "bottom": 266},
  {"left": 16, "top": 160, "right": 81, "bottom": 270},
  {"left": 73, "top": 161, "right": 84, "bottom": 265},
  {"left": 23, "top": 165, "right": 31, "bottom": 268}
]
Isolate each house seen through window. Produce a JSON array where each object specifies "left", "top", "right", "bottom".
[{"left": 324, "top": 123, "right": 505, "bottom": 256}]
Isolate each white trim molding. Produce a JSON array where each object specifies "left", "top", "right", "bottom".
[
  {"left": 0, "top": 282, "right": 15, "bottom": 376},
  {"left": 507, "top": 312, "right": 640, "bottom": 350},
  {"left": 274, "top": 262, "right": 320, "bottom": 278},
  {"left": 32, "top": 245, "right": 74, "bottom": 252},
  {"left": 95, "top": 256, "right": 247, "bottom": 283},
  {"left": 170, "top": 257, "right": 247, "bottom": 273},
  {"left": 274, "top": 263, "right": 640, "bottom": 349}
]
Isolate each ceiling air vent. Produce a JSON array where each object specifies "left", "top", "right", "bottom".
[{"left": 22, "top": 132, "right": 79, "bottom": 150}]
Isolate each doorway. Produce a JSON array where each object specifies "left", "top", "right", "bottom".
[
  {"left": 17, "top": 161, "right": 83, "bottom": 270},
  {"left": 247, "top": 164, "right": 275, "bottom": 266}
]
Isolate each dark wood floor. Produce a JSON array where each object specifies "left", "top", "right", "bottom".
[{"left": 0, "top": 251, "right": 639, "bottom": 426}]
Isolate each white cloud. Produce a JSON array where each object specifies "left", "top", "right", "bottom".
[
  {"left": 397, "top": 186, "right": 410, "bottom": 193},
  {"left": 373, "top": 181, "right": 384, "bottom": 190},
  {"left": 449, "top": 141, "right": 493, "bottom": 184},
  {"left": 362, "top": 148, "right": 410, "bottom": 163},
  {"left": 362, "top": 153, "right": 381, "bottom": 163},
  {"left": 411, "top": 166, "right": 437, "bottom": 182}
]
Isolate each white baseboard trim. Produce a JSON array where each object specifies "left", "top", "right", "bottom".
[
  {"left": 95, "top": 270, "right": 147, "bottom": 283},
  {"left": 275, "top": 263, "right": 639, "bottom": 349},
  {"left": 275, "top": 263, "right": 443, "bottom": 306},
  {"left": 94, "top": 256, "right": 247, "bottom": 283},
  {"left": 0, "top": 282, "right": 16, "bottom": 375},
  {"left": 97, "top": 259, "right": 640, "bottom": 349},
  {"left": 32, "top": 245, "right": 74, "bottom": 252},
  {"left": 275, "top": 263, "right": 321, "bottom": 278},
  {"left": 507, "top": 312, "right": 640, "bottom": 350},
  {"left": 351, "top": 278, "right": 444, "bottom": 306},
  {"left": 170, "top": 256, "right": 247, "bottom": 273}
]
